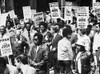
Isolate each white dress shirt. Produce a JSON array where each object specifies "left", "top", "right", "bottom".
[
  {"left": 20, "top": 64, "right": 36, "bottom": 74},
  {"left": 58, "top": 37, "right": 73, "bottom": 61},
  {"left": 77, "top": 34, "right": 90, "bottom": 51}
]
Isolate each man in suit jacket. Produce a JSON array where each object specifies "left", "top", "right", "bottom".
[
  {"left": 29, "top": 33, "right": 48, "bottom": 74},
  {"left": 50, "top": 25, "right": 62, "bottom": 74}
]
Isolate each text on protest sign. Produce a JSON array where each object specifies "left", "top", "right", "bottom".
[
  {"left": 64, "top": 6, "right": 72, "bottom": 22},
  {"left": 93, "top": 2, "right": 100, "bottom": 22},
  {"left": 49, "top": 2, "right": 61, "bottom": 18},
  {"left": 23, "top": 6, "right": 31, "bottom": 19},
  {"left": 0, "top": 37, "right": 13, "bottom": 57},
  {"left": 76, "top": 7, "right": 89, "bottom": 29},
  {"left": 0, "top": 13, "right": 8, "bottom": 27},
  {"left": 32, "top": 12, "right": 44, "bottom": 25},
  {"left": 93, "top": 2, "right": 100, "bottom": 10},
  {"left": 8, "top": 10, "right": 16, "bottom": 18}
]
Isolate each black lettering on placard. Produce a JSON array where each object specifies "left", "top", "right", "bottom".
[
  {"left": 2, "top": 43, "right": 10, "bottom": 49},
  {"left": 2, "top": 48, "right": 11, "bottom": 54},
  {"left": 34, "top": 13, "right": 42, "bottom": 17},
  {"left": 0, "top": 38, "right": 9, "bottom": 42},
  {"left": 52, "top": 8, "right": 58, "bottom": 12},
  {"left": 52, "top": 13, "right": 59, "bottom": 17},
  {"left": 79, "top": 18, "right": 86, "bottom": 22},
  {"left": 36, "top": 17, "right": 43, "bottom": 21}
]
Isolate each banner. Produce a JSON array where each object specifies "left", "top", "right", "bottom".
[
  {"left": 32, "top": 12, "right": 44, "bottom": 25},
  {"left": 0, "top": 13, "right": 8, "bottom": 27},
  {"left": 49, "top": 2, "right": 61, "bottom": 18},
  {"left": 23, "top": 6, "right": 31, "bottom": 19},
  {"left": 76, "top": 7, "right": 89, "bottom": 29},
  {"left": 0, "top": 37, "right": 13, "bottom": 57}
]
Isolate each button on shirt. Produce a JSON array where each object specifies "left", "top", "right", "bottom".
[{"left": 58, "top": 37, "right": 73, "bottom": 61}]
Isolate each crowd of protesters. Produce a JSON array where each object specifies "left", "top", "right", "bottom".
[{"left": 0, "top": 9, "right": 100, "bottom": 74}]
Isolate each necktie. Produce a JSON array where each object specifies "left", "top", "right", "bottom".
[{"left": 28, "top": 31, "right": 31, "bottom": 41}]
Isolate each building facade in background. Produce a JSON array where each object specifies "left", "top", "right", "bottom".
[{"left": 0, "top": 0, "right": 92, "bottom": 19}]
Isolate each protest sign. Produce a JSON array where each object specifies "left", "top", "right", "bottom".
[
  {"left": 95, "top": 9, "right": 100, "bottom": 22},
  {"left": 32, "top": 12, "right": 44, "bottom": 25},
  {"left": 65, "top": 1, "right": 72, "bottom": 6},
  {"left": 0, "top": 13, "right": 8, "bottom": 27},
  {"left": 76, "top": 7, "right": 89, "bottom": 29},
  {"left": 0, "top": 37, "right": 13, "bottom": 57},
  {"left": 8, "top": 10, "right": 16, "bottom": 18},
  {"left": 93, "top": 2, "right": 100, "bottom": 22},
  {"left": 93, "top": 2, "right": 100, "bottom": 10},
  {"left": 64, "top": 6, "right": 72, "bottom": 23},
  {"left": 49, "top": 2, "right": 61, "bottom": 18},
  {"left": 64, "top": 1, "right": 73, "bottom": 24},
  {"left": 31, "top": 9, "right": 36, "bottom": 15},
  {"left": 31, "top": 9, "right": 36, "bottom": 21},
  {"left": 23, "top": 6, "right": 31, "bottom": 19}
]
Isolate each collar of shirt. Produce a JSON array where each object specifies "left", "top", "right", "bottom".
[
  {"left": 53, "top": 33, "right": 57, "bottom": 39},
  {"left": 36, "top": 45, "right": 41, "bottom": 53}
]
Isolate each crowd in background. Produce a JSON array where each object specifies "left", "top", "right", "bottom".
[{"left": 0, "top": 9, "right": 100, "bottom": 74}]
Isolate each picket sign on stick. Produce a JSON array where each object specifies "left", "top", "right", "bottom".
[
  {"left": 49, "top": 2, "right": 61, "bottom": 19},
  {"left": 76, "top": 7, "right": 89, "bottom": 29},
  {"left": 23, "top": 6, "right": 31, "bottom": 20},
  {"left": 0, "top": 37, "right": 13, "bottom": 64},
  {"left": 93, "top": 2, "right": 100, "bottom": 22},
  {"left": 0, "top": 13, "right": 8, "bottom": 27},
  {"left": 8, "top": 10, "right": 17, "bottom": 26},
  {"left": 64, "top": 1, "right": 73, "bottom": 24},
  {"left": 32, "top": 12, "right": 44, "bottom": 26}
]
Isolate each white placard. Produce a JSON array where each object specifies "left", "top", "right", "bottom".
[
  {"left": 31, "top": 9, "right": 36, "bottom": 15},
  {"left": 64, "top": 6, "right": 72, "bottom": 22},
  {"left": 32, "top": 12, "right": 44, "bottom": 25},
  {"left": 0, "top": 37, "right": 13, "bottom": 57},
  {"left": 93, "top": 2, "right": 100, "bottom": 10},
  {"left": 8, "top": 10, "right": 16, "bottom": 18},
  {"left": 49, "top": 2, "right": 61, "bottom": 18},
  {"left": 65, "top": 1, "right": 73, "bottom": 6},
  {"left": 93, "top": 2, "right": 100, "bottom": 22},
  {"left": 76, "top": 7, "right": 89, "bottom": 29},
  {"left": 0, "top": 13, "right": 8, "bottom": 27},
  {"left": 23, "top": 6, "right": 31, "bottom": 19}
]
